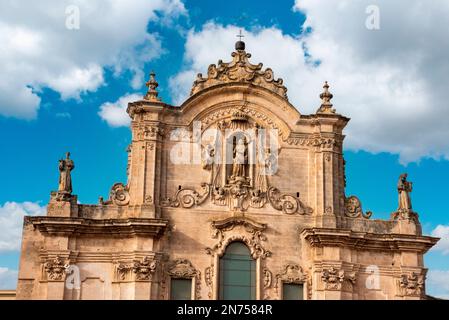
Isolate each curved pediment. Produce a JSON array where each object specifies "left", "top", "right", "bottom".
[{"left": 190, "top": 44, "right": 288, "bottom": 100}]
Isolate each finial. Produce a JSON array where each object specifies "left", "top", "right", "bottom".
[
  {"left": 316, "top": 81, "right": 336, "bottom": 114},
  {"left": 144, "top": 71, "right": 161, "bottom": 102},
  {"left": 235, "top": 29, "right": 246, "bottom": 51}
]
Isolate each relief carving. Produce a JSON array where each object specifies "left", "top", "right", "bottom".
[
  {"left": 275, "top": 264, "right": 307, "bottom": 296},
  {"left": 344, "top": 196, "right": 372, "bottom": 219},
  {"left": 398, "top": 272, "right": 424, "bottom": 297},
  {"left": 133, "top": 256, "right": 157, "bottom": 281},
  {"left": 206, "top": 216, "right": 271, "bottom": 260},
  {"left": 114, "top": 256, "right": 157, "bottom": 281},
  {"left": 263, "top": 268, "right": 273, "bottom": 289},
  {"left": 100, "top": 183, "right": 130, "bottom": 206},
  {"left": 167, "top": 259, "right": 201, "bottom": 300},
  {"left": 191, "top": 45, "right": 288, "bottom": 100},
  {"left": 321, "top": 267, "right": 345, "bottom": 291},
  {"left": 205, "top": 265, "right": 214, "bottom": 299},
  {"left": 44, "top": 256, "right": 69, "bottom": 281}
]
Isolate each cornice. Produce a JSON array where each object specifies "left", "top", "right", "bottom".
[
  {"left": 301, "top": 228, "right": 439, "bottom": 253},
  {"left": 26, "top": 216, "right": 169, "bottom": 238}
]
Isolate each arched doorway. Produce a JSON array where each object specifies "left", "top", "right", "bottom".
[{"left": 219, "top": 242, "right": 256, "bottom": 300}]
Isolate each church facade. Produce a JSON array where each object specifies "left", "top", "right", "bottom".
[{"left": 16, "top": 40, "right": 438, "bottom": 300}]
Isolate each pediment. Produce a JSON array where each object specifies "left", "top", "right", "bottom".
[{"left": 191, "top": 48, "right": 288, "bottom": 100}]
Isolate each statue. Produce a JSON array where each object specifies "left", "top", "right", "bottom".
[
  {"left": 397, "top": 173, "right": 412, "bottom": 212},
  {"left": 391, "top": 173, "right": 419, "bottom": 222},
  {"left": 231, "top": 138, "right": 247, "bottom": 179},
  {"left": 58, "top": 152, "right": 75, "bottom": 194}
]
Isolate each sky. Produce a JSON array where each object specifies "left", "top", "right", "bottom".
[{"left": 1, "top": 0, "right": 449, "bottom": 298}]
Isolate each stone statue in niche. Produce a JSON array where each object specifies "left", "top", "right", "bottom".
[
  {"left": 58, "top": 152, "right": 75, "bottom": 194},
  {"left": 229, "top": 137, "right": 249, "bottom": 185},
  {"left": 232, "top": 138, "right": 247, "bottom": 178},
  {"left": 397, "top": 173, "right": 412, "bottom": 212}
]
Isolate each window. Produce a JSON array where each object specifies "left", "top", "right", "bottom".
[
  {"left": 282, "top": 283, "right": 304, "bottom": 300},
  {"left": 219, "top": 242, "right": 256, "bottom": 300},
  {"left": 170, "top": 278, "right": 192, "bottom": 300}
]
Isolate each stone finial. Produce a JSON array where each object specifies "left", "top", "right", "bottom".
[
  {"left": 316, "top": 81, "right": 336, "bottom": 114},
  {"left": 144, "top": 71, "right": 161, "bottom": 102}
]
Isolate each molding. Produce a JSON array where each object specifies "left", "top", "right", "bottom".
[
  {"left": 28, "top": 217, "right": 168, "bottom": 238},
  {"left": 301, "top": 228, "right": 439, "bottom": 253}
]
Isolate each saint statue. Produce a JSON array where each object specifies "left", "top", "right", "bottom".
[
  {"left": 397, "top": 173, "right": 412, "bottom": 212},
  {"left": 58, "top": 152, "right": 75, "bottom": 194},
  {"left": 231, "top": 138, "right": 247, "bottom": 179}
]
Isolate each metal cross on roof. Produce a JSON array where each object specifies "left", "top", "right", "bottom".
[{"left": 237, "top": 29, "right": 245, "bottom": 41}]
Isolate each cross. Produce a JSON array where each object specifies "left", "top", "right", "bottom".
[{"left": 237, "top": 29, "right": 244, "bottom": 41}]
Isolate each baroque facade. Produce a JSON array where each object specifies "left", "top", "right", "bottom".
[{"left": 16, "top": 40, "right": 438, "bottom": 300}]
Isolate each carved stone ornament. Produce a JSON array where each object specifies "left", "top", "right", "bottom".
[
  {"left": 167, "top": 259, "right": 201, "bottom": 300},
  {"left": 321, "top": 267, "right": 345, "bottom": 290},
  {"left": 162, "top": 183, "right": 312, "bottom": 215},
  {"left": 191, "top": 46, "right": 288, "bottom": 100},
  {"left": 44, "top": 256, "right": 69, "bottom": 281},
  {"left": 274, "top": 264, "right": 308, "bottom": 297},
  {"left": 398, "top": 272, "right": 424, "bottom": 297},
  {"left": 205, "top": 265, "right": 214, "bottom": 299},
  {"left": 100, "top": 183, "right": 130, "bottom": 206},
  {"left": 133, "top": 256, "right": 157, "bottom": 281},
  {"left": 344, "top": 196, "right": 372, "bottom": 219},
  {"left": 116, "top": 263, "right": 132, "bottom": 281},
  {"left": 161, "top": 183, "right": 210, "bottom": 208},
  {"left": 286, "top": 136, "right": 340, "bottom": 149},
  {"left": 263, "top": 268, "right": 273, "bottom": 289},
  {"left": 206, "top": 216, "right": 271, "bottom": 260}
]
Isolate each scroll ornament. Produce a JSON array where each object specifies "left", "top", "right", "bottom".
[
  {"left": 100, "top": 183, "right": 130, "bottom": 206},
  {"left": 344, "top": 196, "right": 372, "bottom": 219}
]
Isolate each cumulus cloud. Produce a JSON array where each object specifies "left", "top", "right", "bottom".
[
  {"left": 0, "top": 268, "right": 18, "bottom": 290},
  {"left": 98, "top": 93, "right": 142, "bottom": 127},
  {"left": 0, "top": 202, "right": 46, "bottom": 252},
  {"left": 0, "top": 0, "right": 186, "bottom": 119},
  {"left": 170, "top": 1, "right": 449, "bottom": 163},
  {"left": 431, "top": 225, "right": 449, "bottom": 255},
  {"left": 427, "top": 269, "right": 449, "bottom": 299}
]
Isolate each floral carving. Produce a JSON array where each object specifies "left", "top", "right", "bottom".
[
  {"left": 344, "top": 196, "right": 372, "bottom": 219},
  {"left": 321, "top": 267, "right": 345, "bottom": 290},
  {"left": 44, "top": 256, "right": 69, "bottom": 281},
  {"left": 133, "top": 257, "right": 157, "bottom": 281},
  {"left": 191, "top": 47, "right": 288, "bottom": 100},
  {"left": 399, "top": 272, "right": 424, "bottom": 297}
]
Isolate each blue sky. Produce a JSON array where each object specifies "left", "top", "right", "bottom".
[{"left": 1, "top": 0, "right": 449, "bottom": 298}]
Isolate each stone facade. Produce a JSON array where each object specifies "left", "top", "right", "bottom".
[{"left": 16, "top": 41, "right": 438, "bottom": 300}]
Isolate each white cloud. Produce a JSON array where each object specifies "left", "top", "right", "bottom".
[
  {"left": 0, "top": 268, "right": 18, "bottom": 290},
  {"left": 0, "top": 202, "right": 46, "bottom": 252},
  {"left": 98, "top": 93, "right": 142, "bottom": 127},
  {"left": 427, "top": 269, "right": 449, "bottom": 299},
  {"left": 431, "top": 225, "right": 449, "bottom": 255},
  {"left": 170, "top": 0, "right": 449, "bottom": 163},
  {"left": 0, "top": 0, "right": 186, "bottom": 119}
]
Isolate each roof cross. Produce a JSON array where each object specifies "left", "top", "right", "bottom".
[{"left": 237, "top": 29, "right": 245, "bottom": 41}]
